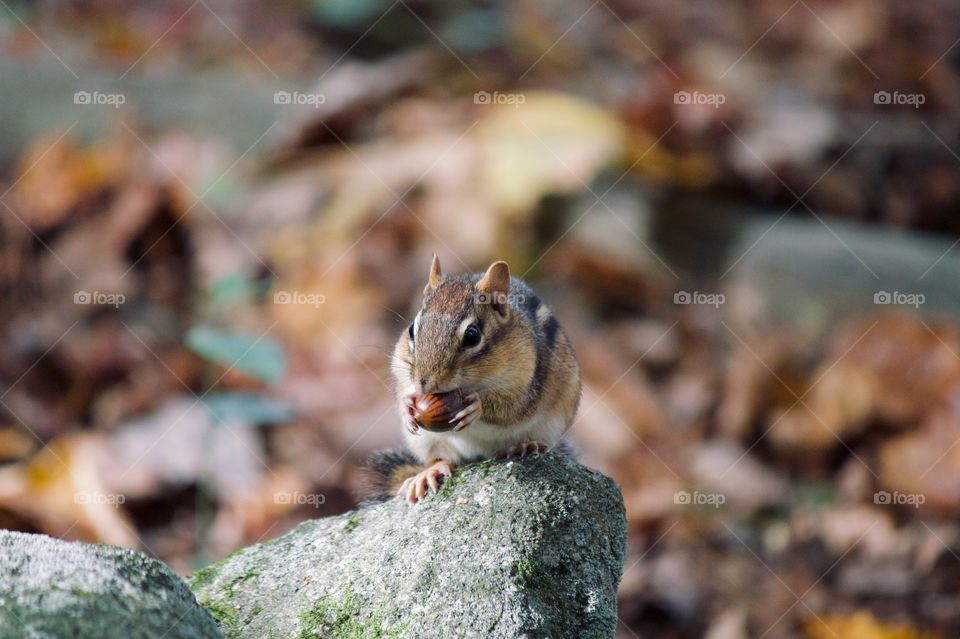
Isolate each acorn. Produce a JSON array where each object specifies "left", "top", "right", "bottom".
[{"left": 413, "top": 389, "right": 466, "bottom": 432}]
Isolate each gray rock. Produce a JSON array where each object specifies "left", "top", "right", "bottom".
[
  {"left": 189, "top": 451, "right": 627, "bottom": 638},
  {"left": 0, "top": 530, "right": 223, "bottom": 639}
]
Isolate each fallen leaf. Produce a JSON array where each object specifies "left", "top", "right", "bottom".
[
  {"left": 826, "top": 313, "right": 960, "bottom": 425},
  {"left": 0, "top": 434, "right": 138, "bottom": 548},
  {"left": 106, "top": 396, "right": 267, "bottom": 503},
  {"left": 704, "top": 607, "right": 748, "bottom": 639},
  {"left": 878, "top": 408, "right": 960, "bottom": 515},
  {"left": 203, "top": 392, "right": 295, "bottom": 426},
  {"left": 806, "top": 611, "right": 939, "bottom": 639},
  {"left": 768, "top": 362, "right": 875, "bottom": 456},
  {"left": 185, "top": 326, "right": 287, "bottom": 384},
  {"left": 6, "top": 131, "right": 136, "bottom": 232},
  {"left": 689, "top": 441, "right": 788, "bottom": 515},
  {"left": 475, "top": 91, "right": 626, "bottom": 215}
]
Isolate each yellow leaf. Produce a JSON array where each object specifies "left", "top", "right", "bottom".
[
  {"left": 806, "top": 611, "right": 939, "bottom": 639},
  {"left": 475, "top": 91, "right": 626, "bottom": 216},
  {"left": 0, "top": 435, "right": 138, "bottom": 548}
]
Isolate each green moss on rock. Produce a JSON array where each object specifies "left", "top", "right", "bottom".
[
  {"left": 344, "top": 514, "right": 362, "bottom": 532},
  {"left": 513, "top": 558, "right": 556, "bottom": 590},
  {"left": 200, "top": 597, "right": 242, "bottom": 638},
  {"left": 298, "top": 585, "right": 407, "bottom": 639},
  {"left": 190, "top": 451, "right": 626, "bottom": 638}
]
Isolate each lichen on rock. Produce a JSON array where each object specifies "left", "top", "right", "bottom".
[
  {"left": 0, "top": 530, "right": 223, "bottom": 639},
  {"left": 189, "top": 451, "right": 627, "bottom": 638},
  {"left": 0, "top": 452, "right": 626, "bottom": 639}
]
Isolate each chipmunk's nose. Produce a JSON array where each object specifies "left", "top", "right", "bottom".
[{"left": 419, "top": 377, "right": 445, "bottom": 395}]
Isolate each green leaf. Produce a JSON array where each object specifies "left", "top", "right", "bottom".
[
  {"left": 312, "top": 0, "right": 386, "bottom": 28},
  {"left": 185, "top": 326, "right": 286, "bottom": 383},
  {"left": 209, "top": 273, "right": 269, "bottom": 307},
  {"left": 203, "top": 392, "right": 294, "bottom": 426},
  {"left": 441, "top": 10, "right": 505, "bottom": 53},
  {"left": 195, "top": 169, "right": 240, "bottom": 212},
  {"left": 797, "top": 481, "right": 836, "bottom": 507}
]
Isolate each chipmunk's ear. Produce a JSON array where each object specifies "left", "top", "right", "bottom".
[
  {"left": 423, "top": 254, "right": 443, "bottom": 295},
  {"left": 477, "top": 261, "right": 511, "bottom": 320}
]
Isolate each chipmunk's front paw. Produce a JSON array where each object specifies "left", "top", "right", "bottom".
[
  {"left": 398, "top": 460, "right": 453, "bottom": 504},
  {"left": 494, "top": 441, "right": 548, "bottom": 460},
  {"left": 451, "top": 393, "right": 481, "bottom": 431}
]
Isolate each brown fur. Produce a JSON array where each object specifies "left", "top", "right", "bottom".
[
  {"left": 396, "top": 259, "right": 580, "bottom": 433},
  {"left": 385, "top": 463, "right": 424, "bottom": 494},
  {"left": 382, "top": 257, "right": 582, "bottom": 484}
]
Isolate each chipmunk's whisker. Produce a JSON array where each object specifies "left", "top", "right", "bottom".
[{"left": 382, "top": 306, "right": 408, "bottom": 324}]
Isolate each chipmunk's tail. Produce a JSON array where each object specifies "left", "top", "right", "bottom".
[
  {"left": 359, "top": 440, "right": 578, "bottom": 502},
  {"left": 360, "top": 448, "right": 424, "bottom": 502}
]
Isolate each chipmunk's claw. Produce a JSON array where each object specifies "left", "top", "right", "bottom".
[
  {"left": 402, "top": 396, "right": 420, "bottom": 435},
  {"left": 451, "top": 393, "right": 481, "bottom": 431},
  {"left": 399, "top": 461, "right": 452, "bottom": 504},
  {"left": 403, "top": 413, "right": 420, "bottom": 435},
  {"left": 495, "top": 441, "right": 548, "bottom": 460}
]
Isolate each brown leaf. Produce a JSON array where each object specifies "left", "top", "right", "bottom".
[
  {"left": 768, "top": 362, "right": 875, "bottom": 457},
  {"left": 6, "top": 132, "right": 136, "bottom": 232},
  {"left": 879, "top": 408, "right": 960, "bottom": 515},
  {"left": 0, "top": 434, "right": 138, "bottom": 547},
  {"left": 826, "top": 313, "right": 960, "bottom": 425}
]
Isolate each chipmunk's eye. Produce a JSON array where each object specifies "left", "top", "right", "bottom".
[
  {"left": 408, "top": 322, "right": 415, "bottom": 341},
  {"left": 462, "top": 324, "right": 481, "bottom": 349}
]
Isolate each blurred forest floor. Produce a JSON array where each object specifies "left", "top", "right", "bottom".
[{"left": 2, "top": 1, "right": 960, "bottom": 637}]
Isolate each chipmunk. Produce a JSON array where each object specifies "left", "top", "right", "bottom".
[{"left": 369, "top": 256, "right": 581, "bottom": 503}]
